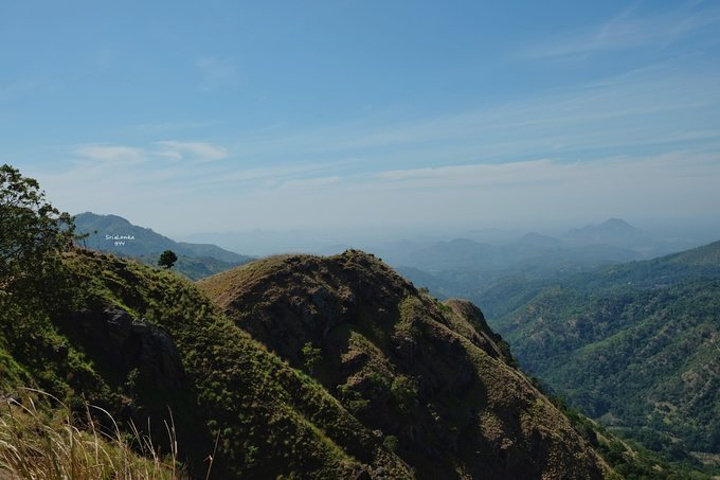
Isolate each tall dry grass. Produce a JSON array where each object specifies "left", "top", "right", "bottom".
[{"left": 0, "top": 389, "right": 190, "bottom": 480}]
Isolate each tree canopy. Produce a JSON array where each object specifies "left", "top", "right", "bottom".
[
  {"left": 0, "top": 164, "right": 75, "bottom": 294},
  {"left": 158, "top": 249, "right": 178, "bottom": 269}
]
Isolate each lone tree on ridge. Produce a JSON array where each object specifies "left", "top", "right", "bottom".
[{"left": 158, "top": 249, "right": 178, "bottom": 269}]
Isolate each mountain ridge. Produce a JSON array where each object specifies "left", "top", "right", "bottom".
[{"left": 198, "top": 250, "right": 609, "bottom": 479}]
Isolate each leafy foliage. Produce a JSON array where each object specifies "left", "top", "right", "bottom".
[
  {"left": 301, "top": 341, "right": 323, "bottom": 374},
  {"left": 0, "top": 164, "right": 75, "bottom": 299},
  {"left": 0, "top": 165, "right": 98, "bottom": 403},
  {"left": 158, "top": 249, "right": 178, "bottom": 269}
]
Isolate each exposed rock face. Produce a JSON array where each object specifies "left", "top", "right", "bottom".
[
  {"left": 64, "top": 306, "right": 186, "bottom": 391},
  {"left": 199, "top": 250, "right": 609, "bottom": 479}
]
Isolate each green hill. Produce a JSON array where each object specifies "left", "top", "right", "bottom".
[
  {"left": 74, "top": 212, "right": 254, "bottom": 279},
  {"left": 492, "top": 241, "right": 720, "bottom": 461},
  {"left": 1, "top": 245, "right": 618, "bottom": 478},
  {"left": 198, "top": 251, "right": 612, "bottom": 479},
  {"left": 2, "top": 249, "right": 415, "bottom": 478}
]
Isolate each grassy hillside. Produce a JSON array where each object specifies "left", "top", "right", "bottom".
[
  {"left": 1, "top": 249, "right": 412, "bottom": 479},
  {"left": 199, "top": 250, "right": 610, "bottom": 479},
  {"left": 492, "top": 241, "right": 720, "bottom": 463}
]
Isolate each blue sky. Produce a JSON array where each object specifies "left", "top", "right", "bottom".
[{"left": 1, "top": 0, "right": 719, "bottom": 237}]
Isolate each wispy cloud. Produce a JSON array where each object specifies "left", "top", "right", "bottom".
[
  {"left": 195, "top": 149, "right": 720, "bottom": 232},
  {"left": 196, "top": 56, "right": 240, "bottom": 91},
  {"left": 220, "top": 63, "right": 720, "bottom": 175},
  {"left": 375, "top": 160, "right": 562, "bottom": 189},
  {"left": 71, "top": 140, "right": 228, "bottom": 166},
  {"left": 280, "top": 176, "right": 342, "bottom": 190},
  {"left": 372, "top": 152, "right": 719, "bottom": 192},
  {"left": 73, "top": 145, "right": 145, "bottom": 164},
  {"left": 35, "top": 140, "right": 720, "bottom": 235},
  {"left": 154, "top": 141, "right": 228, "bottom": 162},
  {"left": 524, "top": 2, "right": 720, "bottom": 58},
  {"left": 22, "top": 48, "right": 720, "bottom": 234}
]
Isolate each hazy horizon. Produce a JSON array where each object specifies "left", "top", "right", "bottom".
[
  {"left": 2, "top": 1, "right": 719, "bottom": 239},
  {"left": 177, "top": 215, "right": 720, "bottom": 258}
]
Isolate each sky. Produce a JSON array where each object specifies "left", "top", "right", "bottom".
[{"left": 1, "top": 0, "right": 719, "bottom": 239}]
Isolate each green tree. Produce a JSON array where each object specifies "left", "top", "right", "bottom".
[
  {"left": 1, "top": 165, "right": 77, "bottom": 386},
  {"left": 158, "top": 249, "right": 178, "bottom": 269},
  {"left": 1, "top": 164, "right": 75, "bottom": 295}
]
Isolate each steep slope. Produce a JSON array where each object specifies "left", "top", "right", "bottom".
[
  {"left": 1, "top": 250, "right": 411, "bottom": 479},
  {"left": 492, "top": 240, "right": 720, "bottom": 457},
  {"left": 199, "top": 250, "right": 609, "bottom": 479}
]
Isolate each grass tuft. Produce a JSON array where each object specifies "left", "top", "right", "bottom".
[{"left": 0, "top": 388, "right": 190, "bottom": 479}]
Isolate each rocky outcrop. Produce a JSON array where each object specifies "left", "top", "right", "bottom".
[{"left": 63, "top": 306, "right": 186, "bottom": 392}]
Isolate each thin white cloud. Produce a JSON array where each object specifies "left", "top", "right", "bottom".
[
  {"left": 34, "top": 141, "right": 720, "bottom": 236},
  {"left": 220, "top": 64, "right": 720, "bottom": 174},
  {"left": 372, "top": 153, "right": 719, "bottom": 192},
  {"left": 524, "top": 3, "right": 720, "bottom": 59},
  {"left": 73, "top": 145, "right": 145, "bottom": 164},
  {"left": 71, "top": 140, "right": 228, "bottom": 166},
  {"left": 375, "top": 160, "right": 560, "bottom": 187},
  {"left": 154, "top": 141, "right": 228, "bottom": 162},
  {"left": 280, "top": 176, "right": 342, "bottom": 190},
  {"left": 203, "top": 150, "right": 719, "bottom": 233}
]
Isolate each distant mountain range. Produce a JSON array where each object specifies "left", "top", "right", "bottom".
[
  {"left": 382, "top": 219, "right": 693, "bottom": 274},
  {"left": 378, "top": 219, "right": 717, "bottom": 316},
  {"left": 74, "top": 212, "right": 254, "bottom": 279},
  {"left": 380, "top": 220, "right": 655, "bottom": 309},
  {"left": 564, "top": 218, "right": 643, "bottom": 245}
]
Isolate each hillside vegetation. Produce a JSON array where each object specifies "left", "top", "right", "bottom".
[
  {"left": 492, "top": 241, "right": 720, "bottom": 462},
  {"left": 3, "top": 164, "right": 705, "bottom": 478},
  {"left": 199, "top": 250, "right": 612, "bottom": 479}
]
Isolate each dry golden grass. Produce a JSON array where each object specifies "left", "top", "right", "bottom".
[{"left": 0, "top": 389, "right": 195, "bottom": 480}]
